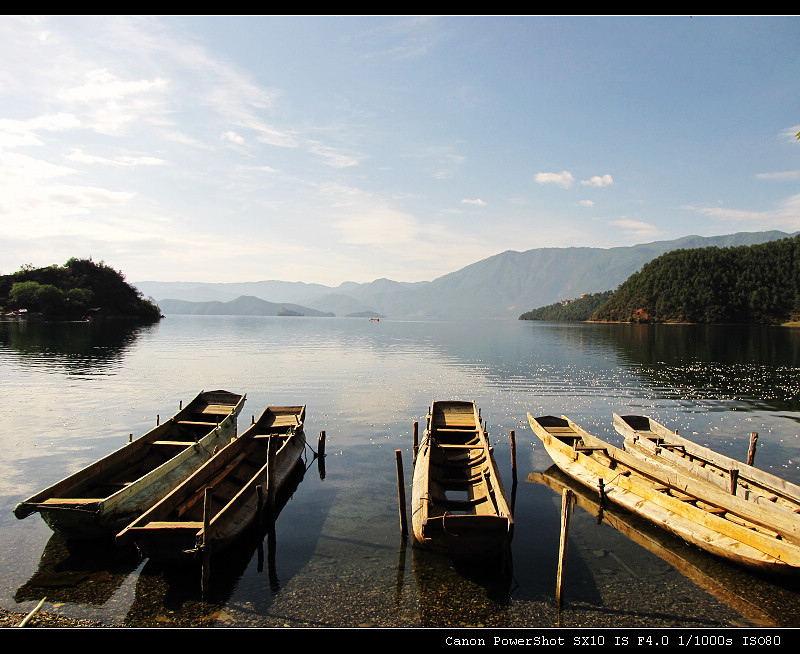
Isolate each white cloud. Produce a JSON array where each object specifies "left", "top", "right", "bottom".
[
  {"left": 535, "top": 171, "right": 575, "bottom": 189},
  {"left": 308, "top": 141, "right": 360, "bottom": 168},
  {"left": 581, "top": 174, "right": 613, "bottom": 187},
  {"left": 462, "top": 198, "right": 487, "bottom": 206},
  {"left": 535, "top": 171, "right": 614, "bottom": 189},
  {"left": 755, "top": 170, "right": 800, "bottom": 182},
  {"left": 221, "top": 131, "right": 245, "bottom": 145},
  {"left": 685, "top": 194, "right": 800, "bottom": 231},
  {"left": 0, "top": 114, "right": 82, "bottom": 149},
  {"left": 579, "top": 199, "right": 594, "bottom": 207},
  {"left": 57, "top": 69, "right": 170, "bottom": 135},
  {"left": 65, "top": 148, "right": 168, "bottom": 167},
  {"left": 611, "top": 218, "right": 662, "bottom": 241}
]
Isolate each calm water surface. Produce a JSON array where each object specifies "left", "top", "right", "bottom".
[{"left": 2, "top": 316, "right": 800, "bottom": 629}]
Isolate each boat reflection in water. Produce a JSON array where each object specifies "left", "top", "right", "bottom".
[
  {"left": 408, "top": 540, "right": 514, "bottom": 627},
  {"left": 15, "top": 532, "right": 141, "bottom": 608},
  {"left": 530, "top": 464, "right": 800, "bottom": 627}
]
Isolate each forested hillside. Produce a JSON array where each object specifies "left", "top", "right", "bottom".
[
  {"left": 0, "top": 258, "right": 162, "bottom": 322},
  {"left": 590, "top": 236, "right": 800, "bottom": 324},
  {"left": 519, "top": 291, "right": 614, "bottom": 321}
]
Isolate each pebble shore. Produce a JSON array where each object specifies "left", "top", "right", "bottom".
[{"left": 0, "top": 607, "right": 105, "bottom": 628}]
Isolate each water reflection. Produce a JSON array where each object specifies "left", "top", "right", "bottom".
[
  {"left": 0, "top": 319, "right": 157, "bottom": 377},
  {"left": 530, "top": 465, "right": 800, "bottom": 627},
  {"left": 531, "top": 322, "right": 800, "bottom": 413},
  {"left": 410, "top": 545, "right": 514, "bottom": 627},
  {"left": 14, "top": 534, "right": 140, "bottom": 606}
]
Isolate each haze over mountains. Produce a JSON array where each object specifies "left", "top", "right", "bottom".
[{"left": 136, "top": 231, "right": 796, "bottom": 320}]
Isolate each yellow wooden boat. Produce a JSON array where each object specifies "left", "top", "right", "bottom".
[
  {"left": 614, "top": 413, "right": 800, "bottom": 514},
  {"left": 528, "top": 413, "right": 800, "bottom": 574}
]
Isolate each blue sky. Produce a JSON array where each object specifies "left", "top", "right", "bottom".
[{"left": 1, "top": 15, "right": 799, "bottom": 286}]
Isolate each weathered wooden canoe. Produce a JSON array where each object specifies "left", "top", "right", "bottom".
[
  {"left": 613, "top": 413, "right": 800, "bottom": 515},
  {"left": 411, "top": 400, "right": 513, "bottom": 557},
  {"left": 14, "top": 390, "right": 246, "bottom": 539},
  {"left": 528, "top": 413, "right": 800, "bottom": 574},
  {"left": 116, "top": 405, "right": 306, "bottom": 563}
]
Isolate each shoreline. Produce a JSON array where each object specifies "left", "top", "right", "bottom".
[{"left": 0, "top": 606, "right": 107, "bottom": 628}]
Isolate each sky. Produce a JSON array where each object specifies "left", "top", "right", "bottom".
[{"left": 1, "top": 15, "right": 799, "bottom": 287}]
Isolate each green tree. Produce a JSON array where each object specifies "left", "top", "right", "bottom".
[{"left": 9, "top": 281, "right": 66, "bottom": 316}]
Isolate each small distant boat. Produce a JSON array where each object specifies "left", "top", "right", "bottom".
[
  {"left": 411, "top": 400, "right": 513, "bottom": 557},
  {"left": 116, "top": 405, "right": 306, "bottom": 563},
  {"left": 370, "top": 318, "right": 380, "bottom": 322},
  {"left": 528, "top": 413, "right": 800, "bottom": 574},
  {"left": 613, "top": 413, "right": 800, "bottom": 514},
  {"left": 14, "top": 390, "right": 246, "bottom": 539}
]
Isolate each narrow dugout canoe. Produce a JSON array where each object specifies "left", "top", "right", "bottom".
[
  {"left": 116, "top": 405, "right": 306, "bottom": 562},
  {"left": 613, "top": 413, "right": 800, "bottom": 515},
  {"left": 14, "top": 390, "right": 246, "bottom": 539},
  {"left": 411, "top": 400, "right": 513, "bottom": 557},
  {"left": 528, "top": 413, "right": 800, "bottom": 574}
]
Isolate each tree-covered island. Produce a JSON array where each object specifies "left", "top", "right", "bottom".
[
  {"left": 0, "top": 258, "right": 162, "bottom": 323},
  {"left": 520, "top": 235, "right": 800, "bottom": 325}
]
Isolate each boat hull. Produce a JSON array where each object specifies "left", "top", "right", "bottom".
[{"left": 14, "top": 390, "right": 246, "bottom": 539}]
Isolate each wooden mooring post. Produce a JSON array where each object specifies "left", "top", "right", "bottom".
[
  {"left": 201, "top": 487, "right": 213, "bottom": 595},
  {"left": 266, "top": 436, "right": 277, "bottom": 521},
  {"left": 747, "top": 432, "right": 759, "bottom": 466},
  {"left": 510, "top": 429, "right": 517, "bottom": 484},
  {"left": 317, "top": 430, "right": 327, "bottom": 479},
  {"left": 412, "top": 421, "right": 419, "bottom": 463},
  {"left": 395, "top": 450, "right": 408, "bottom": 536},
  {"left": 555, "top": 488, "right": 574, "bottom": 611}
]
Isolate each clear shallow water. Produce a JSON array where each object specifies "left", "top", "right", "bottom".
[{"left": 2, "top": 316, "right": 800, "bottom": 629}]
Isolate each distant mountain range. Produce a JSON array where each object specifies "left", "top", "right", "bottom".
[{"left": 136, "top": 231, "right": 797, "bottom": 320}]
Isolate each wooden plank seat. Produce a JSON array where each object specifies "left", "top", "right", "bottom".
[
  {"left": 136, "top": 521, "right": 204, "bottom": 530},
  {"left": 435, "top": 443, "right": 485, "bottom": 449},
  {"left": 199, "top": 404, "right": 235, "bottom": 415},
  {"left": 441, "top": 496, "right": 489, "bottom": 510},
  {"left": 41, "top": 498, "right": 103, "bottom": 505}
]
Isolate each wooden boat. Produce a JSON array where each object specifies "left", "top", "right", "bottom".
[
  {"left": 14, "top": 390, "right": 246, "bottom": 539},
  {"left": 613, "top": 413, "right": 800, "bottom": 514},
  {"left": 411, "top": 400, "right": 513, "bottom": 557},
  {"left": 528, "top": 413, "right": 800, "bottom": 574},
  {"left": 116, "top": 405, "right": 306, "bottom": 563}
]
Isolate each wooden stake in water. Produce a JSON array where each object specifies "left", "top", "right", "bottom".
[
  {"left": 266, "top": 436, "right": 277, "bottom": 520},
  {"left": 201, "top": 487, "right": 213, "bottom": 595},
  {"left": 556, "top": 488, "right": 573, "bottom": 611},
  {"left": 395, "top": 450, "right": 408, "bottom": 536},
  {"left": 318, "top": 430, "right": 326, "bottom": 458},
  {"left": 747, "top": 432, "right": 759, "bottom": 466},
  {"left": 510, "top": 429, "right": 517, "bottom": 484}
]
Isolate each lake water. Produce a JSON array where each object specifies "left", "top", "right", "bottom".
[{"left": 2, "top": 316, "right": 800, "bottom": 633}]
